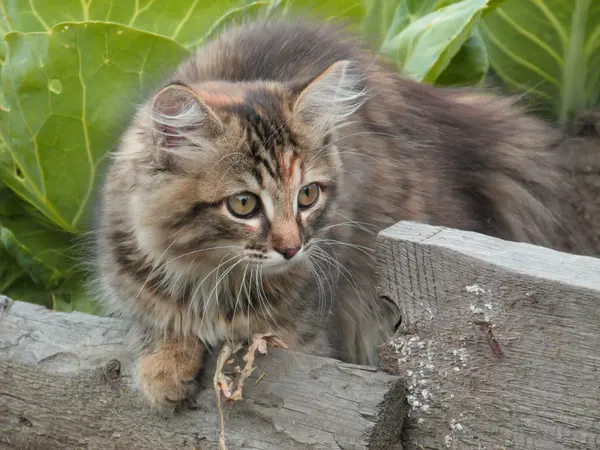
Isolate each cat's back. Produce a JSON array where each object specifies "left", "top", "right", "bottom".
[
  {"left": 163, "top": 19, "right": 587, "bottom": 257},
  {"left": 173, "top": 20, "right": 361, "bottom": 84}
]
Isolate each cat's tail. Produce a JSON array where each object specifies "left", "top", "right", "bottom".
[{"left": 447, "top": 91, "right": 594, "bottom": 257}]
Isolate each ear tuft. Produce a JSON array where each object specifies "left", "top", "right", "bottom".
[
  {"left": 150, "top": 83, "right": 221, "bottom": 149},
  {"left": 293, "top": 60, "right": 367, "bottom": 136}
]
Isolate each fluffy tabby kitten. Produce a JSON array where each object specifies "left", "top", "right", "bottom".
[{"left": 95, "top": 19, "right": 576, "bottom": 410}]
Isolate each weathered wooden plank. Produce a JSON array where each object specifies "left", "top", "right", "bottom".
[
  {"left": 376, "top": 221, "right": 600, "bottom": 450},
  {"left": 0, "top": 296, "right": 404, "bottom": 450}
]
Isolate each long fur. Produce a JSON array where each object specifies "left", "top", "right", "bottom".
[{"left": 93, "top": 19, "right": 588, "bottom": 410}]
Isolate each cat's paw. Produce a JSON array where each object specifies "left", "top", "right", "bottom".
[{"left": 136, "top": 340, "right": 204, "bottom": 411}]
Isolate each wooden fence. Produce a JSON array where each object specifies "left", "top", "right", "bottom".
[{"left": 1, "top": 221, "right": 599, "bottom": 449}]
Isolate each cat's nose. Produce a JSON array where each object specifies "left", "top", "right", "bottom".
[{"left": 276, "top": 246, "right": 301, "bottom": 260}]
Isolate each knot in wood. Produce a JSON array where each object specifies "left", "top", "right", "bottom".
[
  {"left": 104, "top": 359, "right": 122, "bottom": 380},
  {"left": 0, "top": 295, "right": 13, "bottom": 316}
]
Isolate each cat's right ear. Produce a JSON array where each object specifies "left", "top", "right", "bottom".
[{"left": 150, "top": 83, "right": 223, "bottom": 150}]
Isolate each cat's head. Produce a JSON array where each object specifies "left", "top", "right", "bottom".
[{"left": 117, "top": 60, "right": 366, "bottom": 275}]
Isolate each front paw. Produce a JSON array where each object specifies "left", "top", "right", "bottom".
[{"left": 137, "top": 341, "right": 203, "bottom": 411}]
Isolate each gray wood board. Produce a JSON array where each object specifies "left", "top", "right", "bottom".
[
  {"left": 376, "top": 221, "right": 600, "bottom": 450},
  {"left": 0, "top": 297, "right": 404, "bottom": 450}
]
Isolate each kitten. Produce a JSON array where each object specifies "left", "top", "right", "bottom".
[{"left": 95, "top": 19, "right": 579, "bottom": 410}]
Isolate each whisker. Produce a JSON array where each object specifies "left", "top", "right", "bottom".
[
  {"left": 304, "top": 258, "right": 323, "bottom": 319},
  {"left": 316, "top": 220, "right": 378, "bottom": 236},
  {"left": 312, "top": 238, "right": 375, "bottom": 259},
  {"left": 191, "top": 252, "right": 238, "bottom": 327},
  {"left": 309, "top": 245, "right": 365, "bottom": 319},
  {"left": 335, "top": 212, "right": 381, "bottom": 235},
  {"left": 256, "top": 265, "right": 279, "bottom": 331},
  {"left": 134, "top": 238, "right": 180, "bottom": 301},
  {"left": 306, "top": 254, "right": 334, "bottom": 321},
  {"left": 231, "top": 262, "right": 250, "bottom": 326},
  {"left": 206, "top": 255, "right": 249, "bottom": 314},
  {"left": 163, "top": 245, "right": 242, "bottom": 266},
  {"left": 245, "top": 267, "right": 260, "bottom": 337}
]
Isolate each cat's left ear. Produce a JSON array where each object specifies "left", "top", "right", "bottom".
[{"left": 292, "top": 60, "right": 366, "bottom": 134}]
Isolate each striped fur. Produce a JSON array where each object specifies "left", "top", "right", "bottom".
[{"left": 94, "top": 19, "right": 583, "bottom": 410}]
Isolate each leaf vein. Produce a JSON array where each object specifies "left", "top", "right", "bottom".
[
  {"left": 171, "top": 0, "right": 200, "bottom": 41},
  {"left": 130, "top": 0, "right": 156, "bottom": 27},
  {"left": 33, "top": 57, "right": 54, "bottom": 115},
  {"left": 80, "top": 0, "right": 90, "bottom": 21},
  {"left": 0, "top": 1, "right": 13, "bottom": 32},
  {"left": 529, "top": 0, "right": 568, "bottom": 47},
  {"left": 137, "top": 39, "right": 155, "bottom": 90},
  {"left": 5, "top": 62, "right": 46, "bottom": 199},
  {"left": 72, "top": 27, "right": 94, "bottom": 229},
  {"left": 479, "top": 22, "right": 560, "bottom": 88},
  {"left": 28, "top": 0, "right": 50, "bottom": 31},
  {"left": 480, "top": 24, "right": 553, "bottom": 101},
  {"left": 584, "top": 24, "right": 600, "bottom": 58},
  {"left": 104, "top": 0, "right": 114, "bottom": 21},
  {"left": 495, "top": 9, "right": 563, "bottom": 66}
]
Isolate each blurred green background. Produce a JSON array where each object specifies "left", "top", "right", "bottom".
[{"left": 0, "top": 0, "right": 597, "bottom": 313}]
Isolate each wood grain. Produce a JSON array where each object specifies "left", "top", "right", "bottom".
[
  {"left": 0, "top": 297, "right": 404, "bottom": 450},
  {"left": 377, "top": 221, "right": 600, "bottom": 450}
]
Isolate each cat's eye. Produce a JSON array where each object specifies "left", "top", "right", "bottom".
[
  {"left": 298, "top": 183, "right": 320, "bottom": 208},
  {"left": 227, "top": 192, "right": 259, "bottom": 217}
]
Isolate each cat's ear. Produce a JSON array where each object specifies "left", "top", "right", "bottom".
[
  {"left": 292, "top": 60, "right": 366, "bottom": 134},
  {"left": 150, "top": 83, "right": 223, "bottom": 149}
]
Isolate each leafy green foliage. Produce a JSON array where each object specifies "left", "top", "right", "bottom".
[
  {"left": 362, "top": 0, "right": 398, "bottom": 50},
  {"left": 379, "top": 0, "right": 490, "bottom": 83},
  {"left": 435, "top": 29, "right": 488, "bottom": 86},
  {"left": 1, "top": 22, "right": 189, "bottom": 232},
  {"left": 0, "top": 250, "right": 53, "bottom": 308},
  {"left": 0, "top": 182, "right": 86, "bottom": 310},
  {"left": 286, "top": 0, "right": 365, "bottom": 24},
  {"left": 0, "top": 0, "right": 597, "bottom": 313},
  {"left": 0, "top": 0, "right": 270, "bottom": 48},
  {"left": 480, "top": 0, "right": 600, "bottom": 123}
]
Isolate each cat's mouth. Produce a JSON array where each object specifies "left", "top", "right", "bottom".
[{"left": 248, "top": 248, "right": 307, "bottom": 274}]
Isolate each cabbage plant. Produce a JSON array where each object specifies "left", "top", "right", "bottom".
[{"left": 0, "top": 0, "right": 596, "bottom": 312}]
